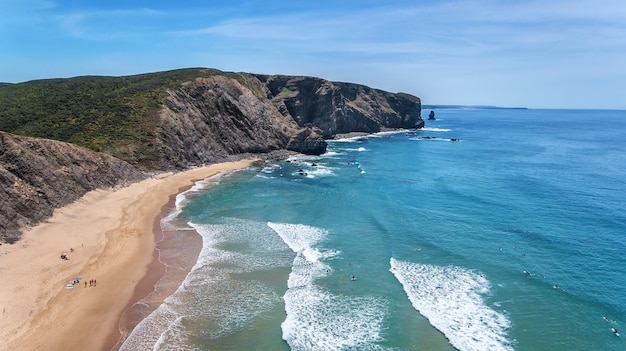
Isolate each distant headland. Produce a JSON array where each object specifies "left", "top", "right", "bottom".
[{"left": 423, "top": 104, "right": 528, "bottom": 110}]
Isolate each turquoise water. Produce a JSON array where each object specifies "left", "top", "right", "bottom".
[{"left": 120, "top": 109, "right": 626, "bottom": 350}]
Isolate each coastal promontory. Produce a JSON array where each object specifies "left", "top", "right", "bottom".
[{"left": 0, "top": 68, "right": 423, "bottom": 242}]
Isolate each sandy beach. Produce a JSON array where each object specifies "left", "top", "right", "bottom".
[{"left": 0, "top": 159, "right": 257, "bottom": 351}]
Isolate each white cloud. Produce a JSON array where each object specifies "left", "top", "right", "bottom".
[{"left": 3, "top": 0, "right": 626, "bottom": 108}]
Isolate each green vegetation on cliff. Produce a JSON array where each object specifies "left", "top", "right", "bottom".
[
  {"left": 0, "top": 68, "right": 228, "bottom": 155},
  {"left": 1, "top": 68, "right": 422, "bottom": 171},
  {"left": 1, "top": 68, "right": 423, "bottom": 241}
]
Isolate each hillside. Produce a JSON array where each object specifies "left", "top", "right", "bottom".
[
  {"left": 0, "top": 68, "right": 423, "bottom": 242},
  {"left": 0, "top": 131, "right": 146, "bottom": 243},
  {"left": 0, "top": 68, "right": 423, "bottom": 170},
  {"left": 0, "top": 68, "right": 225, "bottom": 169}
]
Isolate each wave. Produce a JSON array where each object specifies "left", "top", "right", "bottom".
[
  {"left": 420, "top": 127, "right": 452, "bottom": 132},
  {"left": 159, "top": 174, "right": 228, "bottom": 231},
  {"left": 336, "top": 146, "right": 368, "bottom": 152},
  {"left": 268, "top": 222, "right": 390, "bottom": 350},
  {"left": 256, "top": 163, "right": 283, "bottom": 179},
  {"left": 322, "top": 150, "right": 344, "bottom": 157},
  {"left": 333, "top": 129, "right": 408, "bottom": 143},
  {"left": 368, "top": 130, "right": 409, "bottom": 138},
  {"left": 281, "top": 155, "right": 338, "bottom": 179},
  {"left": 300, "top": 164, "right": 335, "bottom": 179},
  {"left": 120, "top": 219, "right": 291, "bottom": 350},
  {"left": 390, "top": 258, "right": 514, "bottom": 351},
  {"left": 332, "top": 135, "right": 369, "bottom": 142},
  {"left": 260, "top": 163, "right": 282, "bottom": 173}
]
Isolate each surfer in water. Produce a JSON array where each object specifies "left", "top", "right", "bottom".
[
  {"left": 612, "top": 328, "right": 619, "bottom": 336},
  {"left": 351, "top": 275, "right": 357, "bottom": 281}
]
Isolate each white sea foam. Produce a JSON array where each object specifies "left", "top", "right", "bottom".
[
  {"left": 261, "top": 163, "right": 282, "bottom": 173},
  {"left": 334, "top": 130, "right": 408, "bottom": 143},
  {"left": 286, "top": 154, "right": 324, "bottom": 163},
  {"left": 283, "top": 157, "right": 336, "bottom": 178},
  {"left": 282, "top": 284, "right": 388, "bottom": 351},
  {"left": 369, "top": 130, "right": 407, "bottom": 138},
  {"left": 159, "top": 174, "right": 228, "bottom": 231},
  {"left": 322, "top": 150, "right": 344, "bottom": 157},
  {"left": 346, "top": 161, "right": 367, "bottom": 174},
  {"left": 159, "top": 208, "right": 187, "bottom": 231},
  {"left": 120, "top": 219, "right": 290, "bottom": 351},
  {"left": 267, "top": 222, "right": 328, "bottom": 258},
  {"left": 175, "top": 174, "right": 225, "bottom": 208},
  {"left": 390, "top": 258, "right": 514, "bottom": 351},
  {"left": 332, "top": 135, "right": 368, "bottom": 142},
  {"left": 420, "top": 127, "right": 452, "bottom": 132},
  {"left": 339, "top": 147, "right": 368, "bottom": 152},
  {"left": 304, "top": 164, "right": 335, "bottom": 178},
  {"left": 269, "top": 222, "right": 389, "bottom": 350}
]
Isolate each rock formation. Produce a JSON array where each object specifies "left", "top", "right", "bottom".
[
  {"left": 0, "top": 68, "right": 423, "bottom": 242},
  {"left": 145, "top": 72, "right": 423, "bottom": 169},
  {"left": 256, "top": 74, "right": 424, "bottom": 138},
  {"left": 0, "top": 132, "right": 145, "bottom": 243}
]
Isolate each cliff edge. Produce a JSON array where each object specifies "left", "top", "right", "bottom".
[{"left": 0, "top": 68, "right": 422, "bottom": 242}]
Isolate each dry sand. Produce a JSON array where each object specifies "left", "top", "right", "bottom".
[{"left": 0, "top": 159, "right": 258, "bottom": 351}]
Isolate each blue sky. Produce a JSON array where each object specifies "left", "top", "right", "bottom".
[{"left": 1, "top": 0, "right": 625, "bottom": 109}]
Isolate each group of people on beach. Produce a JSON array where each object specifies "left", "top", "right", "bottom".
[
  {"left": 85, "top": 279, "right": 96, "bottom": 288},
  {"left": 60, "top": 247, "right": 75, "bottom": 260}
]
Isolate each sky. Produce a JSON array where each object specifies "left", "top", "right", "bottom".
[{"left": 1, "top": 0, "right": 626, "bottom": 109}]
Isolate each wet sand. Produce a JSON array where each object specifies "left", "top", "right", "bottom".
[{"left": 0, "top": 160, "right": 257, "bottom": 351}]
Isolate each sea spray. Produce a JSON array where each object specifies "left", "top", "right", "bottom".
[
  {"left": 120, "top": 219, "right": 290, "bottom": 350},
  {"left": 268, "top": 222, "right": 389, "bottom": 350},
  {"left": 390, "top": 258, "right": 514, "bottom": 351}
]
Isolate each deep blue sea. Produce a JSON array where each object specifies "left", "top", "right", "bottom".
[{"left": 120, "top": 108, "right": 626, "bottom": 351}]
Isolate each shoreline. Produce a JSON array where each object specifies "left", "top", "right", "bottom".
[
  {"left": 110, "top": 186, "right": 204, "bottom": 351},
  {"left": 0, "top": 159, "right": 258, "bottom": 351},
  {"left": 106, "top": 199, "right": 171, "bottom": 351}
]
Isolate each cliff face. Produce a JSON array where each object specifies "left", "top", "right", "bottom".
[
  {"left": 152, "top": 75, "right": 295, "bottom": 169},
  {"left": 147, "top": 73, "right": 423, "bottom": 169},
  {"left": 256, "top": 74, "right": 424, "bottom": 138},
  {"left": 0, "top": 69, "right": 422, "bottom": 242},
  {"left": 0, "top": 132, "right": 146, "bottom": 243}
]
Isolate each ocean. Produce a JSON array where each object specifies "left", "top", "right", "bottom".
[{"left": 119, "top": 108, "right": 626, "bottom": 351}]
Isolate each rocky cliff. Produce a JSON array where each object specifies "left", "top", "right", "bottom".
[
  {"left": 0, "top": 132, "right": 146, "bottom": 243},
  {"left": 0, "top": 68, "right": 423, "bottom": 242},
  {"left": 256, "top": 74, "right": 423, "bottom": 137},
  {"left": 142, "top": 72, "right": 423, "bottom": 169}
]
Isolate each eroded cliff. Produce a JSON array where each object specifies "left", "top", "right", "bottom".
[
  {"left": 0, "top": 132, "right": 145, "bottom": 243},
  {"left": 0, "top": 68, "right": 423, "bottom": 242},
  {"left": 141, "top": 72, "right": 423, "bottom": 169},
  {"left": 256, "top": 74, "right": 423, "bottom": 137}
]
